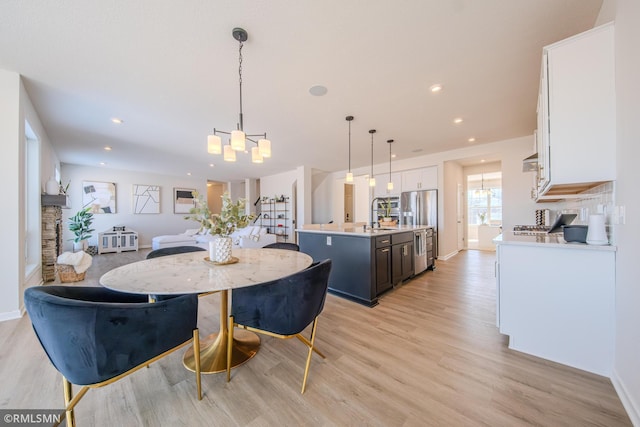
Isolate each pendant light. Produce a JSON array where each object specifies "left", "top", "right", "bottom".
[
  {"left": 207, "top": 28, "right": 272, "bottom": 163},
  {"left": 345, "top": 116, "right": 354, "bottom": 183},
  {"left": 386, "top": 139, "right": 394, "bottom": 191},
  {"left": 369, "top": 129, "right": 376, "bottom": 187}
]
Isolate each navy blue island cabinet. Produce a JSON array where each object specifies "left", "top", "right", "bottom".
[{"left": 298, "top": 228, "right": 416, "bottom": 307}]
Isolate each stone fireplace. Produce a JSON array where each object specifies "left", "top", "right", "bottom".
[{"left": 41, "top": 195, "right": 67, "bottom": 282}]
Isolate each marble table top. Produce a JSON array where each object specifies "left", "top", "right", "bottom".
[{"left": 99, "top": 248, "right": 313, "bottom": 295}]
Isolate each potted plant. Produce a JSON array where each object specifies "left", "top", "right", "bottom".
[
  {"left": 185, "top": 191, "right": 254, "bottom": 262},
  {"left": 68, "top": 207, "right": 95, "bottom": 252},
  {"left": 478, "top": 211, "right": 487, "bottom": 225}
]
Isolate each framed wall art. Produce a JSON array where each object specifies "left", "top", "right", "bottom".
[
  {"left": 174, "top": 187, "right": 196, "bottom": 214},
  {"left": 82, "top": 181, "right": 117, "bottom": 214},
  {"left": 133, "top": 184, "right": 160, "bottom": 214}
]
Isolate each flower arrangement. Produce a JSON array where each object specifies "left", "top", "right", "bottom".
[
  {"left": 478, "top": 211, "right": 487, "bottom": 225},
  {"left": 184, "top": 191, "right": 255, "bottom": 237}
]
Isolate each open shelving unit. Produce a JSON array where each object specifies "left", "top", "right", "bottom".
[{"left": 259, "top": 197, "right": 290, "bottom": 242}]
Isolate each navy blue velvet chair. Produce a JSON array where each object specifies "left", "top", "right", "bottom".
[
  {"left": 262, "top": 242, "right": 300, "bottom": 251},
  {"left": 24, "top": 286, "right": 201, "bottom": 426},
  {"left": 226, "top": 259, "right": 332, "bottom": 393},
  {"left": 146, "top": 245, "right": 206, "bottom": 259}
]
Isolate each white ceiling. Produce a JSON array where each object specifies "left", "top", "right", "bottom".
[{"left": 0, "top": 0, "right": 603, "bottom": 182}]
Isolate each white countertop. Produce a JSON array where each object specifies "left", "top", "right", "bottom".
[
  {"left": 494, "top": 232, "right": 616, "bottom": 251},
  {"left": 296, "top": 225, "right": 432, "bottom": 238}
]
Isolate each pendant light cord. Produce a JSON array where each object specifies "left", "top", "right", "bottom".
[{"left": 238, "top": 40, "right": 244, "bottom": 131}]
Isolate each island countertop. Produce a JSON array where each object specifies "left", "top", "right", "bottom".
[
  {"left": 296, "top": 224, "right": 432, "bottom": 238},
  {"left": 494, "top": 231, "right": 616, "bottom": 252}
]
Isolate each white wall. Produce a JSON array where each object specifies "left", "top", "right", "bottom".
[
  {"left": 61, "top": 164, "right": 207, "bottom": 250},
  {"left": 0, "top": 70, "right": 21, "bottom": 320},
  {"left": 611, "top": 0, "right": 640, "bottom": 424},
  {"left": 442, "top": 161, "right": 463, "bottom": 258}
]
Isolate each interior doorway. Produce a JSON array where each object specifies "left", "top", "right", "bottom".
[
  {"left": 466, "top": 170, "right": 502, "bottom": 251},
  {"left": 206, "top": 181, "right": 227, "bottom": 214},
  {"left": 344, "top": 183, "right": 354, "bottom": 223}
]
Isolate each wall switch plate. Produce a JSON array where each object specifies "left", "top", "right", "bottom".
[{"left": 326, "top": 236, "right": 332, "bottom": 246}]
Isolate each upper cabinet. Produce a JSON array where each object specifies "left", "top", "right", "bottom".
[
  {"left": 373, "top": 172, "right": 401, "bottom": 198},
  {"left": 536, "top": 23, "right": 615, "bottom": 200},
  {"left": 401, "top": 167, "right": 438, "bottom": 192}
]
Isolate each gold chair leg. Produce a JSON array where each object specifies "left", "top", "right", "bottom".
[
  {"left": 226, "top": 315, "right": 234, "bottom": 382},
  {"left": 296, "top": 334, "right": 326, "bottom": 359},
  {"left": 193, "top": 329, "right": 202, "bottom": 400},
  {"left": 301, "top": 317, "right": 320, "bottom": 394},
  {"left": 62, "top": 378, "right": 75, "bottom": 427}
]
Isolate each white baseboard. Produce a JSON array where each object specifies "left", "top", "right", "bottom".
[
  {"left": 438, "top": 250, "right": 459, "bottom": 261},
  {"left": 611, "top": 368, "right": 640, "bottom": 426},
  {"left": 0, "top": 309, "right": 22, "bottom": 322}
]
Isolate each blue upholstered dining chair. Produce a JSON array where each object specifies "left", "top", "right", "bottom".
[
  {"left": 262, "top": 242, "right": 300, "bottom": 251},
  {"left": 24, "top": 286, "right": 202, "bottom": 427},
  {"left": 226, "top": 259, "right": 332, "bottom": 393}
]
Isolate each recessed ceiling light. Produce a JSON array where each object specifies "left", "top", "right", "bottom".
[
  {"left": 309, "top": 85, "right": 328, "bottom": 96},
  {"left": 187, "top": 172, "right": 192, "bottom": 176},
  {"left": 468, "top": 137, "right": 476, "bottom": 143},
  {"left": 391, "top": 154, "right": 397, "bottom": 158},
  {"left": 209, "top": 163, "right": 215, "bottom": 167},
  {"left": 111, "top": 118, "right": 123, "bottom": 124},
  {"left": 99, "top": 162, "right": 107, "bottom": 166},
  {"left": 481, "top": 159, "right": 486, "bottom": 163},
  {"left": 430, "top": 84, "right": 442, "bottom": 93},
  {"left": 104, "top": 145, "right": 112, "bottom": 151},
  {"left": 453, "top": 118, "right": 463, "bottom": 124}
]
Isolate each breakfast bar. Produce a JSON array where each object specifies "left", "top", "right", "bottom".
[{"left": 298, "top": 225, "right": 434, "bottom": 306}]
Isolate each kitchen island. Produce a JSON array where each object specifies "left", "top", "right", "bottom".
[
  {"left": 297, "top": 225, "right": 433, "bottom": 306},
  {"left": 495, "top": 232, "right": 616, "bottom": 376}
]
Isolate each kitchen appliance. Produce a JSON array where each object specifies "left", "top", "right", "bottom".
[
  {"left": 371, "top": 196, "right": 400, "bottom": 223},
  {"left": 586, "top": 214, "right": 608, "bottom": 245},
  {"left": 413, "top": 229, "right": 428, "bottom": 274},
  {"left": 400, "top": 190, "right": 438, "bottom": 259},
  {"left": 562, "top": 225, "right": 588, "bottom": 243}
]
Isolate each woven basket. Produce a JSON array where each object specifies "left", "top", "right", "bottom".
[
  {"left": 57, "top": 264, "right": 86, "bottom": 283},
  {"left": 379, "top": 220, "right": 397, "bottom": 227}
]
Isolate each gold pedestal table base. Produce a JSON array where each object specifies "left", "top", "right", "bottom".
[{"left": 183, "top": 289, "right": 260, "bottom": 374}]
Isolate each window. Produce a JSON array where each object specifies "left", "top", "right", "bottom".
[{"left": 467, "top": 172, "right": 502, "bottom": 226}]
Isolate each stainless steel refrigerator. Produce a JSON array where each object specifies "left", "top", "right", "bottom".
[{"left": 400, "top": 190, "right": 438, "bottom": 271}]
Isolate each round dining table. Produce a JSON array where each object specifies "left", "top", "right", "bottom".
[{"left": 100, "top": 247, "right": 313, "bottom": 374}]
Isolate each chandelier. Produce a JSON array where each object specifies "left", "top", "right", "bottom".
[{"left": 207, "top": 28, "right": 271, "bottom": 163}]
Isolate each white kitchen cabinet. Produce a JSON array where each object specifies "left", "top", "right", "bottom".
[
  {"left": 537, "top": 23, "right": 615, "bottom": 198},
  {"left": 373, "top": 172, "right": 401, "bottom": 197},
  {"left": 496, "top": 238, "right": 615, "bottom": 376},
  {"left": 401, "top": 167, "right": 437, "bottom": 192}
]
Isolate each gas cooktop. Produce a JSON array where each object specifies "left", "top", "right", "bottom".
[{"left": 513, "top": 225, "right": 551, "bottom": 235}]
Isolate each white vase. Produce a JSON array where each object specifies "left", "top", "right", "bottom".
[
  {"left": 73, "top": 240, "right": 87, "bottom": 253},
  {"left": 214, "top": 236, "right": 233, "bottom": 263},
  {"left": 46, "top": 177, "right": 59, "bottom": 195}
]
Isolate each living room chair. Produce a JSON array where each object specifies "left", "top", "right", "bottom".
[
  {"left": 24, "top": 286, "right": 202, "bottom": 427},
  {"left": 226, "top": 259, "right": 332, "bottom": 393}
]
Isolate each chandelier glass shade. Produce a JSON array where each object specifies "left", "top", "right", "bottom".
[{"left": 207, "top": 28, "right": 271, "bottom": 163}]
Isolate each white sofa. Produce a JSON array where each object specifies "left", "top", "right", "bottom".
[{"left": 151, "top": 226, "right": 276, "bottom": 251}]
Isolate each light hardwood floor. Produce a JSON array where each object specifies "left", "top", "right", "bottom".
[{"left": 0, "top": 249, "right": 631, "bottom": 426}]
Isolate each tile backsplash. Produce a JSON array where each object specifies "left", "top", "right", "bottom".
[{"left": 549, "top": 181, "right": 616, "bottom": 242}]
